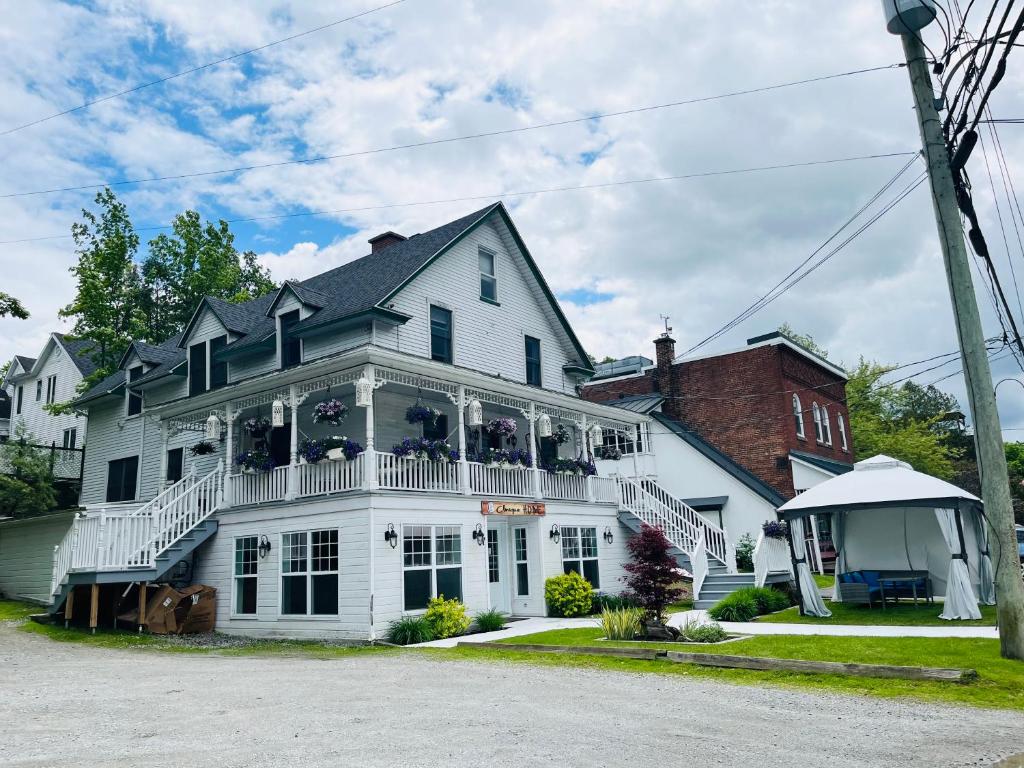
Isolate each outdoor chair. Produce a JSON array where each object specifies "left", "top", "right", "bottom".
[{"left": 838, "top": 572, "right": 885, "bottom": 608}]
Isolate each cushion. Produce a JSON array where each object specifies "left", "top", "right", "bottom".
[{"left": 862, "top": 571, "right": 881, "bottom": 588}]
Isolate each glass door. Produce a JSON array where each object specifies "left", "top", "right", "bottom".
[{"left": 487, "top": 524, "right": 511, "bottom": 613}]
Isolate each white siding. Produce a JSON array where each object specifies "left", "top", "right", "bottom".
[
  {"left": 10, "top": 340, "right": 87, "bottom": 448},
  {"left": 0, "top": 512, "right": 74, "bottom": 602},
  {"left": 79, "top": 400, "right": 146, "bottom": 506}
]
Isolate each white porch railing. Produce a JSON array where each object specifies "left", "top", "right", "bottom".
[
  {"left": 297, "top": 455, "right": 365, "bottom": 498},
  {"left": 542, "top": 472, "right": 589, "bottom": 501},
  {"left": 591, "top": 476, "right": 618, "bottom": 504},
  {"left": 753, "top": 531, "right": 794, "bottom": 587},
  {"left": 691, "top": 530, "right": 709, "bottom": 599},
  {"left": 377, "top": 453, "right": 461, "bottom": 493},
  {"left": 469, "top": 462, "right": 533, "bottom": 497},
  {"left": 230, "top": 466, "right": 288, "bottom": 506}
]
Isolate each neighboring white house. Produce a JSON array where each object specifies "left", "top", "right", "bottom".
[{"left": 35, "top": 203, "right": 736, "bottom": 636}]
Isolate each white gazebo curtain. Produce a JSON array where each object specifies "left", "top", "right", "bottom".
[
  {"left": 935, "top": 507, "right": 982, "bottom": 620},
  {"left": 970, "top": 509, "right": 996, "bottom": 606},
  {"left": 789, "top": 516, "right": 831, "bottom": 617},
  {"left": 831, "top": 511, "right": 846, "bottom": 602}
]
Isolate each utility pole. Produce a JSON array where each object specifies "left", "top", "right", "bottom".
[{"left": 900, "top": 31, "right": 1024, "bottom": 659}]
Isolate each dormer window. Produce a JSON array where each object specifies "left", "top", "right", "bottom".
[
  {"left": 280, "top": 310, "right": 302, "bottom": 369},
  {"left": 210, "top": 335, "right": 228, "bottom": 389},
  {"left": 127, "top": 365, "right": 143, "bottom": 416},
  {"left": 479, "top": 247, "right": 497, "bottom": 303},
  {"left": 189, "top": 342, "right": 207, "bottom": 397}
]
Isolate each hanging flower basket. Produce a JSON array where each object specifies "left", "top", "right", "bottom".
[
  {"left": 244, "top": 416, "right": 271, "bottom": 437},
  {"left": 475, "top": 447, "right": 532, "bottom": 469},
  {"left": 235, "top": 448, "right": 275, "bottom": 474},
  {"left": 298, "top": 438, "right": 327, "bottom": 465},
  {"left": 762, "top": 520, "right": 789, "bottom": 540},
  {"left": 322, "top": 436, "right": 365, "bottom": 461},
  {"left": 312, "top": 398, "right": 349, "bottom": 426},
  {"left": 190, "top": 440, "right": 216, "bottom": 456},
  {"left": 600, "top": 446, "right": 622, "bottom": 461},
  {"left": 553, "top": 424, "right": 571, "bottom": 445},
  {"left": 393, "top": 437, "right": 458, "bottom": 463},
  {"left": 405, "top": 404, "right": 441, "bottom": 425},
  {"left": 486, "top": 417, "right": 518, "bottom": 439}
]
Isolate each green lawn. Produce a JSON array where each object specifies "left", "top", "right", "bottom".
[
  {"left": 813, "top": 573, "right": 833, "bottom": 590},
  {"left": 0, "top": 600, "right": 40, "bottom": 622},
  {"left": 758, "top": 601, "right": 998, "bottom": 627}
]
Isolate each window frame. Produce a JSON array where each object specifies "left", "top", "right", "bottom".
[
  {"left": 838, "top": 413, "right": 848, "bottom": 452},
  {"left": 479, "top": 246, "right": 498, "bottom": 303},
  {"left": 429, "top": 305, "right": 454, "bottom": 364},
  {"left": 233, "top": 536, "right": 259, "bottom": 617},
  {"left": 821, "top": 405, "right": 833, "bottom": 446},
  {"left": 105, "top": 456, "right": 139, "bottom": 503},
  {"left": 513, "top": 526, "right": 529, "bottom": 597},
  {"left": 793, "top": 394, "right": 805, "bottom": 439},
  {"left": 524, "top": 335, "right": 542, "bottom": 387},
  {"left": 62, "top": 428, "right": 77, "bottom": 449},
  {"left": 402, "top": 524, "right": 463, "bottom": 612},
  {"left": 278, "top": 310, "right": 302, "bottom": 370},
  {"left": 487, "top": 529, "right": 500, "bottom": 584},
  {"left": 15, "top": 385, "right": 22, "bottom": 415},
  {"left": 560, "top": 526, "right": 600, "bottom": 589},
  {"left": 188, "top": 341, "right": 207, "bottom": 397},
  {"left": 600, "top": 425, "right": 646, "bottom": 457},
  {"left": 209, "top": 334, "right": 229, "bottom": 389},
  {"left": 46, "top": 375, "right": 57, "bottom": 405},
  {"left": 812, "top": 402, "right": 823, "bottom": 443},
  {"left": 166, "top": 447, "right": 184, "bottom": 484},
  {"left": 126, "top": 365, "right": 144, "bottom": 416},
  {"left": 279, "top": 529, "right": 340, "bottom": 618},
  {"left": 35, "top": 380, "right": 42, "bottom": 401}
]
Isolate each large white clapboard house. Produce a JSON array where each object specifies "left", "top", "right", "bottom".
[{"left": 27, "top": 203, "right": 738, "bottom": 639}]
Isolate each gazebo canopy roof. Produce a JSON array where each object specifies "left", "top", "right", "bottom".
[{"left": 777, "top": 454, "right": 981, "bottom": 519}]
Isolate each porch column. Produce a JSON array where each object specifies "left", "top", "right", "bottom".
[
  {"left": 223, "top": 402, "right": 235, "bottom": 508},
  {"left": 158, "top": 419, "right": 169, "bottom": 490},
  {"left": 529, "top": 402, "right": 542, "bottom": 500},
  {"left": 457, "top": 385, "right": 470, "bottom": 496},
  {"left": 580, "top": 415, "right": 595, "bottom": 503},
  {"left": 286, "top": 385, "right": 299, "bottom": 501},
  {"left": 363, "top": 364, "right": 378, "bottom": 491}
]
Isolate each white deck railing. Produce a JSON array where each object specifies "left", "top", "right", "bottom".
[
  {"left": 753, "top": 531, "right": 794, "bottom": 587},
  {"left": 691, "top": 530, "right": 709, "bottom": 599},
  {"left": 297, "top": 455, "right": 365, "bottom": 498},
  {"left": 230, "top": 465, "right": 288, "bottom": 506},
  {"left": 542, "top": 472, "right": 589, "bottom": 501},
  {"left": 591, "top": 476, "right": 618, "bottom": 504},
  {"left": 469, "top": 462, "right": 534, "bottom": 497},
  {"left": 377, "top": 453, "right": 461, "bottom": 493}
]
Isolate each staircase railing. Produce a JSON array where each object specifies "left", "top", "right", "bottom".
[
  {"left": 753, "top": 531, "right": 794, "bottom": 587},
  {"left": 691, "top": 530, "right": 709, "bottom": 599},
  {"left": 49, "top": 462, "right": 224, "bottom": 599},
  {"left": 615, "top": 476, "right": 732, "bottom": 568}
]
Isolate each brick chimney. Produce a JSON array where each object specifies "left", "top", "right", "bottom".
[
  {"left": 368, "top": 231, "right": 407, "bottom": 253},
  {"left": 653, "top": 334, "right": 676, "bottom": 415}
]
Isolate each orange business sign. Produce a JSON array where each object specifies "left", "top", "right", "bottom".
[{"left": 480, "top": 501, "right": 546, "bottom": 516}]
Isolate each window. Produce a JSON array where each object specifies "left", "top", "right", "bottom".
[
  {"left": 429, "top": 305, "right": 453, "bottom": 364},
  {"left": 479, "top": 247, "right": 497, "bottom": 302},
  {"left": 281, "top": 530, "right": 339, "bottom": 616},
  {"left": 234, "top": 537, "right": 258, "bottom": 615},
  {"left": 106, "top": 456, "right": 139, "bottom": 503},
  {"left": 209, "top": 335, "right": 228, "bottom": 389},
  {"left": 561, "top": 526, "right": 600, "bottom": 588},
  {"left": 188, "top": 342, "right": 207, "bottom": 397},
  {"left": 46, "top": 375, "right": 57, "bottom": 405},
  {"left": 15, "top": 385, "right": 22, "bottom": 415},
  {"left": 487, "top": 529, "right": 499, "bottom": 584},
  {"left": 166, "top": 448, "right": 184, "bottom": 484},
  {"left": 403, "top": 524, "right": 462, "bottom": 610},
  {"left": 838, "top": 413, "right": 848, "bottom": 452},
  {"left": 35, "top": 380, "right": 42, "bottom": 401},
  {"left": 127, "top": 365, "right": 143, "bottom": 416},
  {"left": 62, "top": 428, "right": 77, "bottom": 449},
  {"left": 279, "top": 310, "right": 302, "bottom": 369},
  {"left": 514, "top": 527, "right": 529, "bottom": 596},
  {"left": 600, "top": 424, "right": 647, "bottom": 457},
  {"left": 821, "top": 406, "right": 832, "bottom": 446},
  {"left": 812, "top": 402, "right": 823, "bottom": 443},
  {"left": 793, "top": 394, "right": 805, "bottom": 439},
  {"left": 525, "top": 336, "right": 542, "bottom": 386},
  {"left": 423, "top": 413, "right": 449, "bottom": 442}
]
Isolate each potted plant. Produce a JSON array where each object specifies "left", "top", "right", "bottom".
[
  {"left": 405, "top": 404, "right": 441, "bottom": 426},
  {"left": 392, "top": 437, "right": 458, "bottom": 463},
  {"left": 190, "top": 440, "right": 216, "bottom": 456},
  {"left": 600, "top": 446, "right": 622, "bottom": 461},
  {"left": 486, "top": 417, "right": 518, "bottom": 439},
  {"left": 243, "top": 416, "right": 271, "bottom": 437},
  {"left": 322, "top": 436, "right": 365, "bottom": 461},
  {"left": 297, "top": 438, "right": 327, "bottom": 465},
  {"left": 235, "top": 448, "right": 275, "bottom": 474},
  {"left": 311, "top": 398, "right": 348, "bottom": 426},
  {"left": 553, "top": 423, "right": 571, "bottom": 445},
  {"left": 762, "top": 520, "right": 789, "bottom": 540}
]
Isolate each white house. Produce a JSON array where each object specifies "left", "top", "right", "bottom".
[{"left": 31, "top": 203, "right": 734, "bottom": 637}]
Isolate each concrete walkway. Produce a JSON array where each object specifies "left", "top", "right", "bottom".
[{"left": 413, "top": 610, "right": 998, "bottom": 647}]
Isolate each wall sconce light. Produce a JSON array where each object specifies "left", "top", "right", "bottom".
[
  {"left": 258, "top": 535, "right": 272, "bottom": 558},
  {"left": 205, "top": 412, "right": 222, "bottom": 441},
  {"left": 603, "top": 526, "right": 614, "bottom": 544},
  {"left": 384, "top": 523, "right": 398, "bottom": 549},
  {"left": 271, "top": 399, "right": 285, "bottom": 428},
  {"left": 355, "top": 375, "right": 373, "bottom": 408},
  {"left": 472, "top": 523, "right": 486, "bottom": 546},
  {"left": 549, "top": 524, "right": 560, "bottom": 544}
]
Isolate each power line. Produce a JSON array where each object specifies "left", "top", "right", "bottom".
[
  {"left": 0, "top": 0, "right": 409, "bottom": 138},
  {"left": 0, "top": 63, "right": 906, "bottom": 199},
  {"left": 0, "top": 151, "right": 918, "bottom": 246}
]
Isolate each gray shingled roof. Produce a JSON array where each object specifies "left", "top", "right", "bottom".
[
  {"left": 14, "top": 355, "right": 35, "bottom": 371},
  {"left": 54, "top": 334, "right": 100, "bottom": 378},
  {"left": 75, "top": 369, "right": 126, "bottom": 405}
]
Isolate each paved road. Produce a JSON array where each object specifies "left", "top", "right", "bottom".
[{"left": 1, "top": 625, "right": 1022, "bottom": 768}]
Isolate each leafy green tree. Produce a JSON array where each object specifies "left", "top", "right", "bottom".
[
  {"left": 778, "top": 322, "right": 830, "bottom": 358},
  {"left": 141, "top": 211, "right": 276, "bottom": 340},
  {"left": 0, "top": 292, "right": 29, "bottom": 319},
  {"left": 59, "top": 188, "right": 147, "bottom": 386},
  {"left": 0, "top": 425, "right": 58, "bottom": 518}
]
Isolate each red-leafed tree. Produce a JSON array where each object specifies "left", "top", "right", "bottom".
[{"left": 623, "top": 524, "right": 683, "bottom": 622}]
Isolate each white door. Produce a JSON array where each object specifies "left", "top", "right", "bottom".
[{"left": 487, "top": 524, "right": 511, "bottom": 613}]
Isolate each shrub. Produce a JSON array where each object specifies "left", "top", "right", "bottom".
[
  {"left": 473, "top": 608, "right": 508, "bottom": 633},
  {"left": 733, "top": 586, "right": 792, "bottom": 614},
  {"left": 545, "top": 572, "right": 593, "bottom": 617},
  {"left": 708, "top": 592, "right": 758, "bottom": 622},
  {"left": 387, "top": 615, "right": 435, "bottom": 645},
  {"left": 590, "top": 592, "right": 638, "bottom": 613},
  {"left": 599, "top": 607, "right": 644, "bottom": 640},
  {"left": 680, "top": 618, "right": 728, "bottom": 643},
  {"left": 622, "top": 524, "right": 684, "bottom": 621},
  {"left": 734, "top": 533, "right": 755, "bottom": 572},
  {"left": 424, "top": 595, "right": 470, "bottom": 639}
]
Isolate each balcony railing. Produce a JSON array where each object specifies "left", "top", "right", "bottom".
[{"left": 221, "top": 450, "right": 616, "bottom": 508}]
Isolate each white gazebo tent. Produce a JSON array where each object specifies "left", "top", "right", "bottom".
[{"left": 777, "top": 455, "right": 995, "bottom": 620}]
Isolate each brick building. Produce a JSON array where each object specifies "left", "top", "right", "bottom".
[{"left": 583, "top": 331, "right": 854, "bottom": 500}]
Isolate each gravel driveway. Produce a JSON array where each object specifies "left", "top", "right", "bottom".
[{"left": 1, "top": 625, "right": 1022, "bottom": 768}]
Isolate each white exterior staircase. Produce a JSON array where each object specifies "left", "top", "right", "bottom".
[{"left": 48, "top": 462, "right": 225, "bottom": 612}]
